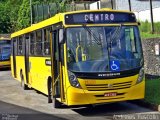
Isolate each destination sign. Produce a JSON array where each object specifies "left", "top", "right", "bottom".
[{"left": 65, "top": 12, "right": 136, "bottom": 24}]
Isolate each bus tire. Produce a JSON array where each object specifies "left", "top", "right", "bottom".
[
  {"left": 54, "top": 98, "right": 62, "bottom": 108},
  {"left": 48, "top": 78, "right": 52, "bottom": 103},
  {"left": 20, "top": 71, "right": 28, "bottom": 90}
]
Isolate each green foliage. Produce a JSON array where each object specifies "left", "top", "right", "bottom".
[
  {"left": 57, "top": 0, "right": 69, "bottom": 12},
  {"left": 0, "top": 2, "right": 11, "bottom": 33},
  {"left": 139, "top": 21, "right": 160, "bottom": 39},
  {"left": 140, "top": 32, "right": 160, "bottom": 39},
  {"left": 140, "top": 21, "right": 160, "bottom": 34},
  {"left": 0, "top": 0, "right": 70, "bottom": 33},
  {"left": 7, "top": 0, "right": 23, "bottom": 32},
  {"left": 145, "top": 78, "right": 160, "bottom": 105},
  {"left": 155, "top": 22, "right": 160, "bottom": 33},
  {"left": 32, "top": 0, "right": 69, "bottom": 24},
  {"left": 16, "top": 0, "right": 30, "bottom": 30},
  {"left": 15, "top": 0, "right": 70, "bottom": 30},
  {"left": 139, "top": 20, "right": 150, "bottom": 33},
  {"left": 0, "top": 0, "right": 22, "bottom": 33}
]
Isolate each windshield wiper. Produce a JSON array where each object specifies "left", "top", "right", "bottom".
[{"left": 82, "top": 24, "right": 102, "bottom": 45}]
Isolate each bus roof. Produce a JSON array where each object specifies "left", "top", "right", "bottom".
[
  {"left": 11, "top": 13, "right": 63, "bottom": 38},
  {"left": 11, "top": 9, "right": 134, "bottom": 38},
  {"left": 63, "top": 8, "right": 133, "bottom": 15}
]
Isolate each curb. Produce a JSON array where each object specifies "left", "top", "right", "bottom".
[{"left": 129, "top": 100, "right": 160, "bottom": 111}]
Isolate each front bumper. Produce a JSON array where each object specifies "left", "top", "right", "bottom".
[{"left": 66, "top": 81, "right": 145, "bottom": 106}]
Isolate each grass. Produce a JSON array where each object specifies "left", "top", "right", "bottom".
[
  {"left": 145, "top": 78, "right": 160, "bottom": 105},
  {"left": 137, "top": 21, "right": 160, "bottom": 105},
  {"left": 139, "top": 21, "right": 160, "bottom": 39},
  {"left": 141, "top": 32, "right": 160, "bottom": 39}
]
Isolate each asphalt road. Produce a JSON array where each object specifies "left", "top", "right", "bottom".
[{"left": 0, "top": 69, "right": 160, "bottom": 120}]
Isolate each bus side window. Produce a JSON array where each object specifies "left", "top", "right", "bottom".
[
  {"left": 11, "top": 38, "right": 17, "bottom": 56},
  {"left": 18, "top": 36, "right": 23, "bottom": 55},
  {"left": 35, "top": 30, "right": 43, "bottom": 56},
  {"left": 43, "top": 28, "right": 50, "bottom": 56},
  {"left": 30, "top": 32, "right": 35, "bottom": 55}
]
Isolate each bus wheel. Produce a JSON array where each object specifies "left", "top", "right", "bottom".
[
  {"left": 48, "top": 78, "right": 52, "bottom": 103},
  {"left": 20, "top": 72, "right": 28, "bottom": 90},
  {"left": 54, "top": 98, "right": 62, "bottom": 108}
]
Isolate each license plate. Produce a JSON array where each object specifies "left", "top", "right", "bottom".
[{"left": 104, "top": 92, "right": 117, "bottom": 97}]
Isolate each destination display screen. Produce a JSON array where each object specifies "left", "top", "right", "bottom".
[{"left": 65, "top": 12, "right": 136, "bottom": 25}]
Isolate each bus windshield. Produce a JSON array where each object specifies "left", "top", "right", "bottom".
[
  {"left": 66, "top": 26, "right": 143, "bottom": 73},
  {"left": 0, "top": 40, "right": 11, "bottom": 61},
  {"left": 0, "top": 40, "right": 11, "bottom": 49},
  {"left": 0, "top": 40, "right": 10, "bottom": 46}
]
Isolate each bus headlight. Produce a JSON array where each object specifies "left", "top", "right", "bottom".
[
  {"left": 136, "top": 67, "right": 144, "bottom": 84},
  {"left": 68, "top": 71, "right": 82, "bottom": 89}
]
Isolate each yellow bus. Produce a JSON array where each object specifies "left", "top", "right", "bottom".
[
  {"left": 0, "top": 36, "right": 11, "bottom": 68},
  {"left": 11, "top": 9, "right": 145, "bottom": 108}
]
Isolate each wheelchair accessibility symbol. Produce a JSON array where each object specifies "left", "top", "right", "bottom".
[{"left": 110, "top": 60, "right": 120, "bottom": 71}]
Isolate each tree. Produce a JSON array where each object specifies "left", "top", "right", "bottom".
[
  {"left": 6, "top": 0, "right": 22, "bottom": 32},
  {"left": 0, "top": 2, "right": 11, "bottom": 33},
  {"left": 16, "top": 0, "right": 30, "bottom": 30},
  {"left": 0, "top": 0, "right": 71, "bottom": 32},
  {"left": 0, "top": 0, "right": 22, "bottom": 33},
  {"left": 16, "top": 0, "right": 68, "bottom": 30}
]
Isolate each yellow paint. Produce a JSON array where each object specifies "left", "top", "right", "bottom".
[
  {"left": 66, "top": 76, "right": 145, "bottom": 105},
  {"left": 28, "top": 57, "right": 51, "bottom": 95},
  {"left": 85, "top": 80, "right": 97, "bottom": 85},
  {"left": 10, "top": 9, "right": 144, "bottom": 106},
  {"left": 0, "top": 61, "right": 10, "bottom": 68}
]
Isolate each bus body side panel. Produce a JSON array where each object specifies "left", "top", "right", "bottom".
[
  {"left": 15, "top": 56, "right": 25, "bottom": 82},
  {"left": 65, "top": 74, "right": 145, "bottom": 106},
  {"left": 29, "top": 57, "right": 51, "bottom": 95}
]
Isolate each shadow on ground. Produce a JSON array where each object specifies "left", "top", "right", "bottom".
[
  {"left": 0, "top": 67, "right": 11, "bottom": 71},
  {"left": 71, "top": 102, "right": 152, "bottom": 116},
  {"left": 0, "top": 101, "right": 66, "bottom": 120}
]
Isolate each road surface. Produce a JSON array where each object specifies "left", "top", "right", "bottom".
[{"left": 0, "top": 69, "right": 159, "bottom": 120}]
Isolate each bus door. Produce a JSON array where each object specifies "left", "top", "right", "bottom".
[
  {"left": 51, "top": 29, "right": 65, "bottom": 102},
  {"left": 12, "top": 39, "right": 17, "bottom": 78},
  {"left": 24, "top": 35, "right": 30, "bottom": 85}
]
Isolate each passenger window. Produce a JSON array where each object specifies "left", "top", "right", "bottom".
[
  {"left": 44, "top": 28, "right": 50, "bottom": 55},
  {"left": 35, "top": 30, "right": 43, "bottom": 55},
  {"left": 30, "top": 32, "right": 35, "bottom": 55},
  {"left": 18, "top": 36, "right": 23, "bottom": 55}
]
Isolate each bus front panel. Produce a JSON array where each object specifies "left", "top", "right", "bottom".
[
  {"left": 66, "top": 74, "right": 145, "bottom": 105},
  {"left": 65, "top": 25, "right": 145, "bottom": 106}
]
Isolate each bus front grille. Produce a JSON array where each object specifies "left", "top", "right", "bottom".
[{"left": 86, "top": 81, "right": 132, "bottom": 91}]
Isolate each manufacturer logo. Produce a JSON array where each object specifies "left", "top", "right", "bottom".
[{"left": 108, "top": 84, "right": 113, "bottom": 88}]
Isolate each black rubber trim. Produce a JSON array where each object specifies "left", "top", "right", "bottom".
[{"left": 73, "top": 67, "right": 141, "bottom": 79}]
